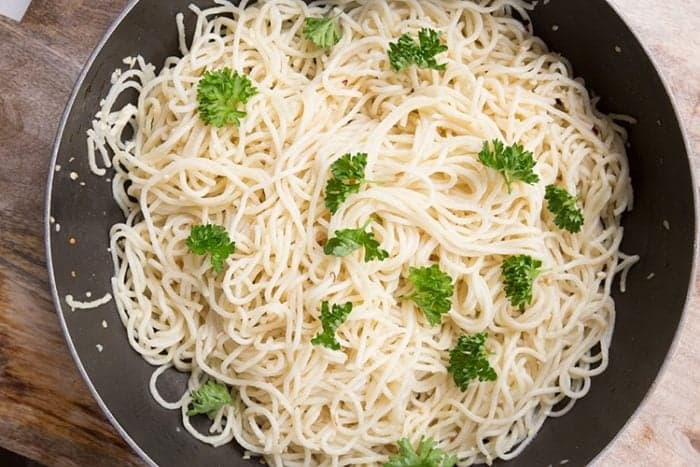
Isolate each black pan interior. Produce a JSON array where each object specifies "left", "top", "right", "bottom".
[{"left": 46, "top": 0, "right": 695, "bottom": 465}]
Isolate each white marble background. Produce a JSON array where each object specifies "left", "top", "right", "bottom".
[{"left": 0, "top": 0, "right": 32, "bottom": 21}]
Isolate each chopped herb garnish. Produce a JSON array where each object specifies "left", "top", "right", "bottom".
[
  {"left": 448, "top": 333, "right": 497, "bottom": 391},
  {"left": 384, "top": 436, "right": 457, "bottom": 467},
  {"left": 324, "top": 152, "right": 370, "bottom": 214},
  {"left": 545, "top": 184, "right": 584, "bottom": 233},
  {"left": 388, "top": 28, "right": 448, "bottom": 72},
  {"left": 197, "top": 68, "right": 257, "bottom": 127},
  {"left": 303, "top": 16, "right": 342, "bottom": 48},
  {"left": 311, "top": 301, "right": 353, "bottom": 350},
  {"left": 187, "top": 380, "right": 232, "bottom": 416},
  {"left": 501, "top": 255, "right": 542, "bottom": 311},
  {"left": 324, "top": 220, "right": 389, "bottom": 261},
  {"left": 478, "top": 139, "right": 539, "bottom": 192},
  {"left": 186, "top": 224, "right": 236, "bottom": 273},
  {"left": 403, "top": 265, "right": 454, "bottom": 326}
]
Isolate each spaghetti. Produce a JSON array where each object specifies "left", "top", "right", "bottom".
[{"left": 87, "top": 1, "right": 636, "bottom": 465}]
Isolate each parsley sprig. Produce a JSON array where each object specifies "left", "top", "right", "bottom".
[
  {"left": 324, "top": 220, "right": 389, "bottom": 261},
  {"left": 187, "top": 380, "right": 232, "bottom": 417},
  {"left": 501, "top": 255, "right": 542, "bottom": 311},
  {"left": 303, "top": 16, "right": 341, "bottom": 48},
  {"left": 186, "top": 224, "right": 236, "bottom": 273},
  {"left": 324, "top": 152, "right": 372, "bottom": 214},
  {"left": 388, "top": 28, "right": 448, "bottom": 72},
  {"left": 478, "top": 139, "right": 539, "bottom": 192},
  {"left": 448, "top": 333, "right": 497, "bottom": 391},
  {"left": 403, "top": 265, "right": 454, "bottom": 326},
  {"left": 197, "top": 68, "right": 257, "bottom": 127},
  {"left": 385, "top": 437, "right": 457, "bottom": 467},
  {"left": 545, "top": 184, "right": 584, "bottom": 233},
  {"left": 311, "top": 301, "right": 353, "bottom": 350}
]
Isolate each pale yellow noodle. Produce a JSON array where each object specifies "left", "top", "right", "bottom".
[{"left": 87, "top": 1, "right": 637, "bottom": 465}]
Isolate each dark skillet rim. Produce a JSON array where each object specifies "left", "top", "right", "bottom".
[
  {"left": 43, "top": 1, "right": 698, "bottom": 466},
  {"left": 588, "top": 1, "right": 699, "bottom": 463},
  {"left": 44, "top": 0, "right": 156, "bottom": 465}
]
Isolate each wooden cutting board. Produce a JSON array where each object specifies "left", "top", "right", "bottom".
[{"left": 0, "top": 0, "right": 697, "bottom": 465}]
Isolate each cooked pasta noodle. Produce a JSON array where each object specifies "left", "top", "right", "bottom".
[{"left": 87, "top": 0, "right": 637, "bottom": 465}]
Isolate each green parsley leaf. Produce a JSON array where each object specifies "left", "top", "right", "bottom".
[
  {"left": 501, "top": 255, "right": 542, "bottom": 311},
  {"left": 447, "top": 333, "right": 497, "bottom": 391},
  {"left": 311, "top": 301, "right": 353, "bottom": 350},
  {"left": 384, "top": 437, "right": 457, "bottom": 467},
  {"left": 324, "top": 152, "right": 369, "bottom": 214},
  {"left": 303, "top": 16, "right": 342, "bottom": 49},
  {"left": 197, "top": 68, "right": 257, "bottom": 127},
  {"left": 324, "top": 220, "right": 389, "bottom": 261},
  {"left": 404, "top": 265, "right": 454, "bottom": 326},
  {"left": 545, "top": 184, "right": 584, "bottom": 233},
  {"left": 186, "top": 224, "right": 236, "bottom": 273},
  {"left": 187, "top": 380, "right": 232, "bottom": 417},
  {"left": 478, "top": 139, "right": 540, "bottom": 192},
  {"left": 388, "top": 28, "right": 448, "bottom": 72}
]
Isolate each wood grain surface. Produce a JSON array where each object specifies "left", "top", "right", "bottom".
[{"left": 0, "top": 0, "right": 697, "bottom": 466}]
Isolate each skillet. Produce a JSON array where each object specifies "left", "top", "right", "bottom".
[{"left": 46, "top": 0, "right": 696, "bottom": 465}]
